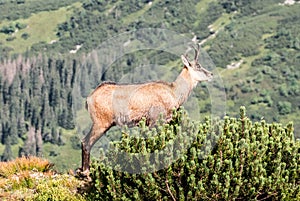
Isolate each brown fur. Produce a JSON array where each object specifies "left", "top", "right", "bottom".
[{"left": 81, "top": 51, "right": 213, "bottom": 171}]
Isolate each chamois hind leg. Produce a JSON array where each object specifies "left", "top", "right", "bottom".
[{"left": 81, "top": 123, "right": 110, "bottom": 171}]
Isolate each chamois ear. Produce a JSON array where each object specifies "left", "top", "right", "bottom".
[{"left": 181, "top": 55, "right": 191, "bottom": 68}]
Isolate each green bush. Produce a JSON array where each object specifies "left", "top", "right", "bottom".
[
  {"left": 277, "top": 101, "right": 292, "bottom": 115},
  {"left": 16, "top": 22, "right": 27, "bottom": 30},
  {"left": 86, "top": 107, "right": 299, "bottom": 200},
  {"left": 21, "top": 32, "right": 30, "bottom": 40},
  {"left": 29, "top": 174, "right": 85, "bottom": 201},
  {"left": 0, "top": 24, "right": 15, "bottom": 34}
]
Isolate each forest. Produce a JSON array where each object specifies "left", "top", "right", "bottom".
[{"left": 0, "top": 0, "right": 299, "bottom": 199}]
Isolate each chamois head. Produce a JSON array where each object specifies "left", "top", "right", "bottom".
[{"left": 181, "top": 44, "right": 213, "bottom": 82}]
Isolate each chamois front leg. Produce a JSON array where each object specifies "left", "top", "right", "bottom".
[
  {"left": 81, "top": 124, "right": 110, "bottom": 172},
  {"left": 81, "top": 142, "right": 91, "bottom": 172},
  {"left": 147, "top": 105, "right": 169, "bottom": 127}
]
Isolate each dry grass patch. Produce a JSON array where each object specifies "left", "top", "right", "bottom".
[
  {"left": 0, "top": 157, "right": 85, "bottom": 201},
  {"left": 0, "top": 156, "right": 53, "bottom": 178}
]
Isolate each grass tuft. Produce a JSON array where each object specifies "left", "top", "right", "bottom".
[{"left": 0, "top": 156, "right": 53, "bottom": 178}]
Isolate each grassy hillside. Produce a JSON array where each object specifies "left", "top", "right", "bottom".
[
  {"left": 0, "top": 2, "right": 81, "bottom": 55},
  {"left": 206, "top": 2, "right": 300, "bottom": 130}
]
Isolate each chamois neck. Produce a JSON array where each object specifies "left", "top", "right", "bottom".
[{"left": 172, "top": 67, "right": 196, "bottom": 106}]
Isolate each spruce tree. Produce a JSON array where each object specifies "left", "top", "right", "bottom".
[{"left": 1, "top": 136, "right": 13, "bottom": 161}]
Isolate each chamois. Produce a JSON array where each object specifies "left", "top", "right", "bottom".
[{"left": 81, "top": 44, "right": 213, "bottom": 171}]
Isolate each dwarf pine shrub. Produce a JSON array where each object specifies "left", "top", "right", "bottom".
[{"left": 86, "top": 107, "right": 300, "bottom": 201}]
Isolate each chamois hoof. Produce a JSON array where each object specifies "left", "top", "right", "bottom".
[
  {"left": 75, "top": 167, "right": 91, "bottom": 181},
  {"left": 75, "top": 168, "right": 93, "bottom": 194}
]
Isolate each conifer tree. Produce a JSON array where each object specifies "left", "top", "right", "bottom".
[
  {"left": 51, "top": 126, "right": 58, "bottom": 144},
  {"left": 2, "top": 80, "right": 9, "bottom": 104},
  {"left": 1, "top": 136, "right": 13, "bottom": 161},
  {"left": 8, "top": 119, "right": 18, "bottom": 145},
  {"left": 36, "top": 129, "right": 43, "bottom": 157},
  {"left": 21, "top": 127, "right": 36, "bottom": 156},
  {"left": 49, "top": 78, "right": 59, "bottom": 108},
  {"left": 17, "top": 117, "right": 26, "bottom": 140},
  {"left": 79, "top": 66, "right": 91, "bottom": 97}
]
